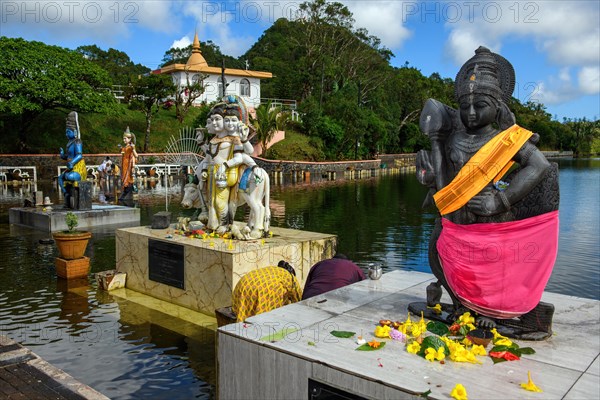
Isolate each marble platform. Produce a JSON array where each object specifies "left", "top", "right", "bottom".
[
  {"left": 217, "top": 270, "right": 600, "bottom": 400},
  {"left": 115, "top": 225, "right": 336, "bottom": 316},
  {"left": 9, "top": 204, "right": 140, "bottom": 232}
]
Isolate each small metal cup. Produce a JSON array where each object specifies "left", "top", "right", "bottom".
[{"left": 368, "top": 263, "right": 383, "bottom": 280}]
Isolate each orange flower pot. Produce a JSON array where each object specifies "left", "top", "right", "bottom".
[{"left": 52, "top": 231, "right": 92, "bottom": 260}]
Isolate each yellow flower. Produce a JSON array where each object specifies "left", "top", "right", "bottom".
[
  {"left": 407, "top": 341, "right": 421, "bottom": 354},
  {"left": 427, "top": 303, "right": 442, "bottom": 314},
  {"left": 436, "top": 347, "right": 446, "bottom": 361},
  {"left": 466, "top": 323, "right": 476, "bottom": 331},
  {"left": 417, "top": 312, "right": 428, "bottom": 331},
  {"left": 520, "top": 371, "right": 543, "bottom": 392},
  {"left": 458, "top": 312, "right": 474, "bottom": 326},
  {"left": 425, "top": 347, "right": 436, "bottom": 362},
  {"left": 490, "top": 328, "right": 501, "bottom": 339},
  {"left": 450, "top": 383, "right": 468, "bottom": 400},
  {"left": 471, "top": 344, "right": 487, "bottom": 356},
  {"left": 494, "top": 337, "right": 513, "bottom": 347},
  {"left": 449, "top": 345, "right": 479, "bottom": 364},
  {"left": 411, "top": 324, "right": 423, "bottom": 338},
  {"left": 374, "top": 325, "right": 391, "bottom": 338},
  {"left": 461, "top": 337, "right": 472, "bottom": 346}
]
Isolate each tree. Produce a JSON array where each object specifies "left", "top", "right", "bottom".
[
  {"left": 564, "top": 118, "right": 600, "bottom": 156},
  {"left": 251, "top": 103, "right": 288, "bottom": 157},
  {"left": 125, "top": 74, "right": 175, "bottom": 152},
  {"left": 75, "top": 44, "right": 150, "bottom": 85},
  {"left": 173, "top": 69, "right": 207, "bottom": 123},
  {"left": 0, "top": 37, "right": 116, "bottom": 151}
]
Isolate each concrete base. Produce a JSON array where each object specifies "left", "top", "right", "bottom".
[
  {"left": 115, "top": 224, "right": 337, "bottom": 316},
  {"left": 9, "top": 204, "right": 140, "bottom": 232},
  {"left": 217, "top": 271, "right": 600, "bottom": 400}
]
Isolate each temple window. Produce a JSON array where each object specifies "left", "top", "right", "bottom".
[{"left": 240, "top": 79, "right": 251, "bottom": 97}]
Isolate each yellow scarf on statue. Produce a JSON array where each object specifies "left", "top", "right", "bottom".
[{"left": 434, "top": 124, "right": 533, "bottom": 216}]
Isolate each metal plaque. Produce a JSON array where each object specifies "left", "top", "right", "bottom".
[{"left": 148, "top": 239, "right": 184, "bottom": 289}]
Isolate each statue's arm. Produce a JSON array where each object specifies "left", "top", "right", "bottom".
[
  {"left": 467, "top": 140, "right": 550, "bottom": 216},
  {"left": 419, "top": 99, "right": 454, "bottom": 190},
  {"left": 503, "top": 142, "right": 549, "bottom": 204},
  {"left": 237, "top": 122, "right": 255, "bottom": 155}
]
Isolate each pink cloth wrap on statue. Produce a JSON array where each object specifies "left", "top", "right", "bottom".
[{"left": 437, "top": 210, "right": 559, "bottom": 319}]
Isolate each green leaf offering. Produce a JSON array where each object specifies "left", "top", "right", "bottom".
[
  {"left": 356, "top": 342, "right": 386, "bottom": 351},
  {"left": 518, "top": 347, "right": 536, "bottom": 355},
  {"left": 418, "top": 336, "right": 450, "bottom": 358},
  {"left": 426, "top": 321, "right": 449, "bottom": 336},
  {"left": 330, "top": 330, "right": 356, "bottom": 338},
  {"left": 260, "top": 327, "right": 299, "bottom": 342}
]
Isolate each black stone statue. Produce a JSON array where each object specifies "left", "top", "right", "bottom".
[{"left": 409, "top": 47, "right": 560, "bottom": 340}]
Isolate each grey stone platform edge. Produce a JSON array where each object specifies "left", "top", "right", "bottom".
[
  {"left": 9, "top": 204, "right": 140, "bottom": 232},
  {"left": 0, "top": 335, "right": 109, "bottom": 399},
  {"left": 217, "top": 270, "right": 600, "bottom": 400}
]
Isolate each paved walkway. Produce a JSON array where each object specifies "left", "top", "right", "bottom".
[{"left": 0, "top": 335, "right": 108, "bottom": 400}]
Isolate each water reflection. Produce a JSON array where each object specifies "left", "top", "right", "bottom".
[{"left": 0, "top": 160, "right": 598, "bottom": 399}]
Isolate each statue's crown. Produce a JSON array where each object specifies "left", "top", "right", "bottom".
[
  {"left": 455, "top": 46, "right": 515, "bottom": 103},
  {"left": 66, "top": 111, "right": 78, "bottom": 132}
]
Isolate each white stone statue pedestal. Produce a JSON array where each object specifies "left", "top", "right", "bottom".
[{"left": 115, "top": 224, "right": 336, "bottom": 316}]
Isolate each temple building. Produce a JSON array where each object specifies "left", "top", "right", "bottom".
[{"left": 154, "top": 33, "right": 272, "bottom": 109}]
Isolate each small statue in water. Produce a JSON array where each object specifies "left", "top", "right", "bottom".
[
  {"left": 119, "top": 127, "right": 138, "bottom": 205},
  {"left": 58, "top": 111, "right": 87, "bottom": 208},
  {"left": 410, "top": 46, "right": 559, "bottom": 340}
]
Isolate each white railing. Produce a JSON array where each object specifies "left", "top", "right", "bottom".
[
  {"left": 260, "top": 98, "right": 297, "bottom": 110},
  {"left": 57, "top": 163, "right": 184, "bottom": 180},
  {"left": 0, "top": 166, "right": 37, "bottom": 182}
]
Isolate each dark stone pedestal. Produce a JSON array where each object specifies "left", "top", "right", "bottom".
[
  {"left": 151, "top": 211, "right": 171, "bottom": 229},
  {"left": 65, "top": 181, "right": 92, "bottom": 210}
]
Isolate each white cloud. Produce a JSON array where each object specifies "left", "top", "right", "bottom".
[
  {"left": 171, "top": 36, "right": 192, "bottom": 50},
  {"left": 344, "top": 1, "right": 412, "bottom": 49},
  {"left": 1, "top": 1, "right": 180, "bottom": 43},
  {"left": 578, "top": 66, "right": 600, "bottom": 95},
  {"left": 444, "top": 0, "right": 599, "bottom": 106}
]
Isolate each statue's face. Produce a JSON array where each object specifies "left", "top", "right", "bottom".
[
  {"left": 211, "top": 115, "right": 224, "bottom": 132},
  {"left": 205, "top": 118, "right": 214, "bottom": 134},
  {"left": 223, "top": 116, "right": 239, "bottom": 134},
  {"left": 66, "top": 128, "right": 76, "bottom": 139},
  {"left": 459, "top": 94, "right": 497, "bottom": 131},
  {"left": 123, "top": 135, "right": 131, "bottom": 145}
]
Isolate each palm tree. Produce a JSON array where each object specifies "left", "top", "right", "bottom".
[{"left": 251, "top": 103, "right": 289, "bottom": 157}]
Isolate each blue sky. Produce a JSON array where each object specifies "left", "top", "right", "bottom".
[{"left": 2, "top": 0, "right": 599, "bottom": 120}]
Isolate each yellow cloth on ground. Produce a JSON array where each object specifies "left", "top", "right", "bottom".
[
  {"left": 433, "top": 124, "right": 533, "bottom": 215},
  {"left": 232, "top": 266, "right": 302, "bottom": 322}
]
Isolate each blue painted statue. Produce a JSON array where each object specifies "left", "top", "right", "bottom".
[{"left": 58, "top": 111, "right": 87, "bottom": 208}]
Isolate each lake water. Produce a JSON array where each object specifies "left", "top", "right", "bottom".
[{"left": 0, "top": 158, "right": 598, "bottom": 399}]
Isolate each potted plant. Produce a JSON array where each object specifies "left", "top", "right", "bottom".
[{"left": 52, "top": 211, "right": 92, "bottom": 260}]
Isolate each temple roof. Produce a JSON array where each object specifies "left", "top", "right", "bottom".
[
  {"left": 157, "top": 32, "right": 272, "bottom": 79},
  {"left": 186, "top": 32, "right": 208, "bottom": 69}
]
